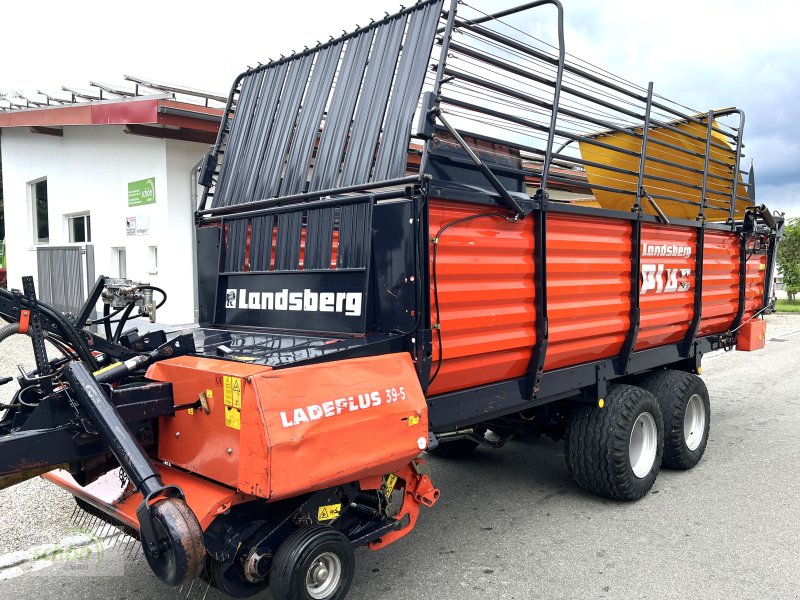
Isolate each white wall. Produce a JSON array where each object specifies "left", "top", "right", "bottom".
[{"left": 1, "top": 125, "right": 208, "bottom": 325}]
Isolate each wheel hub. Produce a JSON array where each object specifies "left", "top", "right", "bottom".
[
  {"left": 306, "top": 552, "right": 342, "bottom": 599},
  {"left": 684, "top": 393, "right": 706, "bottom": 451},
  {"left": 629, "top": 412, "right": 658, "bottom": 479}
]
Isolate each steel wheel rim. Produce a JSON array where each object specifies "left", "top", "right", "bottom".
[
  {"left": 629, "top": 412, "right": 658, "bottom": 479},
  {"left": 306, "top": 551, "right": 342, "bottom": 599},
  {"left": 684, "top": 394, "right": 706, "bottom": 451}
]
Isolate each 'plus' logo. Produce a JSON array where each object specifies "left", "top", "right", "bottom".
[{"left": 641, "top": 264, "right": 692, "bottom": 294}]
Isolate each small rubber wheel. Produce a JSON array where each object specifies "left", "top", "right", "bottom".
[
  {"left": 566, "top": 384, "right": 664, "bottom": 501},
  {"left": 270, "top": 526, "right": 354, "bottom": 600},
  {"left": 429, "top": 438, "right": 480, "bottom": 458},
  {"left": 142, "top": 498, "right": 205, "bottom": 587},
  {"left": 637, "top": 369, "right": 710, "bottom": 469}
]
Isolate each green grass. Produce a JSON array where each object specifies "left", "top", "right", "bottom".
[{"left": 776, "top": 299, "right": 800, "bottom": 313}]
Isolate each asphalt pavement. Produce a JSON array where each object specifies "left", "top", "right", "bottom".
[{"left": 1, "top": 317, "right": 799, "bottom": 599}]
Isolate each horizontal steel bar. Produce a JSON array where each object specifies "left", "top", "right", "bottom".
[
  {"left": 455, "top": 20, "right": 734, "bottom": 139},
  {"left": 198, "top": 176, "right": 420, "bottom": 218},
  {"left": 441, "top": 95, "right": 642, "bottom": 160},
  {"left": 443, "top": 66, "right": 642, "bottom": 141}
]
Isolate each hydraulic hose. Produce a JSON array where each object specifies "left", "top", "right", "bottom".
[
  {"left": 0, "top": 288, "right": 97, "bottom": 369},
  {"left": 0, "top": 323, "right": 20, "bottom": 343}
]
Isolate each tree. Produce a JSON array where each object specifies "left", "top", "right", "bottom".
[{"left": 777, "top": 217, "right": 800, "bottom": 301}]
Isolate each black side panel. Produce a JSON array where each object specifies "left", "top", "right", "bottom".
[
  {"left": 254, "top": 53, "right": 316, "bottom": 202},
  {"left": 250, "top": 214, "right": 275, "bottom": 272},
  {"left": 309, "top": 32, "right": 373, "bottom": 192},
  {"left": 338, "top": 17, "right": 406, "bottom": 187},
  {"left": 279, "top": 42, "right": 344, "bottom": 196},
  {"left": 373, "top": 1, "right": 442, "bottom": 180},
  {"left": 241, "top": 64, "right": 291, "bottom": 204},
  {"left": 275, "top": 212, "right": 303, "bottom": 271},
  {"left": 197, "top": 226, "right": 221, "bottom": 326},
  {"left": 214, "top": 71, "right": 266, "bottom": 205},
  {"left": 337, "top": 203, "right": 372, "bottom": 269},
  {"left": 369, "top": 201, "right": 417, "bottom": 333},
  {"left": 305, "top": 207, "right": 335, "bottom": 270},
  {"left": 206, "top": 0, "right": 443, "bottom": 208},
  {"left": 224, "top": 218, "right": 248, "bottom": 273}
]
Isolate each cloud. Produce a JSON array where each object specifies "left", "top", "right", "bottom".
[
  {"left": 758, "top": 182, "right": 800, "bottom": 218},
  {"left": 2, "top": 0, "right": 796, "bottom": 213}
]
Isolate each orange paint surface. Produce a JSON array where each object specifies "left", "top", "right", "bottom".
[
  {"left": 43, "top": 463, "right": 251, "bottom": 531},
  {"left": 148, "top": 353, "right": 427, "bottom": 500},
  {"left": 428, "top": 199, "right": 767, "bottom": 395}
]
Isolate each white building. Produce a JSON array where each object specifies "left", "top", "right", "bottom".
[{"left": 0, "top": 96, "right": 222, "bottom": 325}]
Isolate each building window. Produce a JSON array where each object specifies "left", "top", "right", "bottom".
[
  {"left": 148, "top": 245, "right": 158, "bottom": 274},
  {"left": 112, "top": 247, "right": 127, "bottom": 279},
  {"left": 32, "top": 179, "right": 49, "bottom": 244},
  {"left": 67, "top": 213, "right": 91, "bottom": 243}
]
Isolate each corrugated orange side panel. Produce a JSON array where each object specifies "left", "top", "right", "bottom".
[
  {"left": 426, "top": 199, "right": 767, "bottom": 396},
  {"left": 698, "top": 231, "right": 740, "bottom": 336},
  {"left": 545, "top": 214, "right": 631, "bottom": 370},
  {"left": 744, "top": 251, "right": 767, "bottom": 317},
  {"left": 427, "top": 199, "right": 535, "bottom": 395},
  {"left": 635, "top": 224, "right": 696, "bottom": 350}
]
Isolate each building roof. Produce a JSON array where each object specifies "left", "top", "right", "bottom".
[{"left": 0, "top": 95, "right": 223, "bottom": 144}]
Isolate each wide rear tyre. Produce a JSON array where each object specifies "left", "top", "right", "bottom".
[
  {"left": 270, "top": 525, "right": 355, "bottom": 600},
  {"left": 637, "top": 369, "right": 710, "bottom": 470},
  {"left": 566, "top": 384, "right": 664, "bottom": 501}
]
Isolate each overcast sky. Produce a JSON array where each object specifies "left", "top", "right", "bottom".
[{"left": 2, "top": 0, "right": 797, "bottom": 216}]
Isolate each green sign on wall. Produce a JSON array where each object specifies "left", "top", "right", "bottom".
[{"left": 128, "top": 177, "right": 156, "bottom": 207}]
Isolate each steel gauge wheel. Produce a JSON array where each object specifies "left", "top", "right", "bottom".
[{"left": 141, "top": 498, "right": 205, "bottom": 586}]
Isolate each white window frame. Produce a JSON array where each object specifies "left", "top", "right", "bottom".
[
  {"left": 29, "top": 177, "right": 49, "bottom": 245},
  {"left": 66, "top": 212, "right": 92, "bottom": 244}
]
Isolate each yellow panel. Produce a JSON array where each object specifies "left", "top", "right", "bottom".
[{"left": 578, "top": 116, "right": 745, "bottom": 221}]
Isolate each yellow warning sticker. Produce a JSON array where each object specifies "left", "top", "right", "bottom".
[
  {"left": 187, "top": 408, "right": 194, "bottom": 415},
  {"left": 223, "top": 376, "right": 243, "bottom": 409},
  {"left": 225, "top": 406, "right": 241, "bottom": 430},
  {"left": 223, "top": 376, "right": 233, "bottom": 406},
  {"left": 206, "top": 389, "right": 213, "bottom": 399},
  {"left": 385, "top": 474, "right": 398, "bottom": 498},
  {"left": 408, "top": 415, "right": 420, "bottom": 427},
  {"left": 317, "top": 504, "right": 342, "bottom": 522},
  {"left": 232, "top": 378, "right": 242, "bottom": 409}
]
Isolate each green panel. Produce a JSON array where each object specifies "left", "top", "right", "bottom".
[{"left": 128, "top": 177, "right": 156, "bottom": 207}]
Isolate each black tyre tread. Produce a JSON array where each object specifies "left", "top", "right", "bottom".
[
  {"left": 637, "top": 369, "right": 710, "bottom": 470},
  {"left": 270, "top": 525, "right": 354, "bottom": 600},
  {"left": 429, "top": 438, "right": 480, "bottom": 458},
  {"left": 566, "top": 384, "right": 664, "bottom": 501}
]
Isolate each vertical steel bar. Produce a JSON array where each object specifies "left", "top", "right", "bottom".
[
  {"left": 699, "top": 109, "right": 714, "bottom": 220},
  {"left": 538, "top": 0, "right": 565, "bottom": 192},
  {"left": 432, "top": 0, "right": 459, "bottom": 98},
  {"left": 729, "top": 109, "right": 746, "bottom": 223},
  {"left": 635, "top": 82, "right": 654, "bottom": 210},
  {"left": 419, "top": 0, "right": 458, "bottom": 191}
]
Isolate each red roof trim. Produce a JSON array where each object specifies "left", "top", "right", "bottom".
[{"left": 0, "top": 98, "right": 223, "bottom": 132}]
